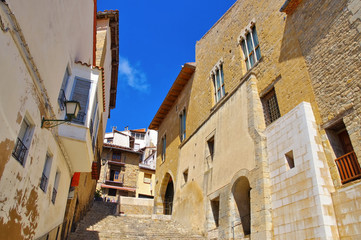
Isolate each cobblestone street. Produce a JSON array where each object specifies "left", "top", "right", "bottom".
[{"left": 68, "top": 202, "right": 205, "bottom": 240}]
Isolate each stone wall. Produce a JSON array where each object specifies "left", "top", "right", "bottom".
[
  {"left": 119, "top": 196, "right": 154, "bottom": 216},
  {"left": 265, "top": 102, "right": 338, "bottom": 239}
]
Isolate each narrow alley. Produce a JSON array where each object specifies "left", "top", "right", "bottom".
[{"left": 68, "top": 201, "right": 206, "bottom": 240}]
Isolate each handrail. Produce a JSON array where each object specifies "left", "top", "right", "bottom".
[{"left": 335, "top": 151, "right": 361, "bottom": 184}]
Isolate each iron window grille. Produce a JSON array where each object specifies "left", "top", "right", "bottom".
[
  {"left": 12, "top": 138, "right": 28, "bottom": 165},
  {"left": 40, "top": 173, "right": 48, "bottom": 192},
  {"left": 262, "top": 88, "right": 281, "bottom": 125},
  {"left": 51, "top": 188, "right": 57, "bottom": 204}
]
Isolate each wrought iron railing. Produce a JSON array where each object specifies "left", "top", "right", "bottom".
[
  {"left": 40, "top": 173, "right": 48, "bottom": 192},
  {"left": 335, "top": 151, "right": 361, "bottom": 184},
  {"left": 12, "top": 137, "right": 27, "bottom": 165},
  {"left": 51, "top": 188, "right": 57, "bottom": 204}
]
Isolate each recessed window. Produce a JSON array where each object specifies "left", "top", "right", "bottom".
[
  {"left": 108, "top": 188, "right": 117, "bottom": 196},
  {"left": 58, "top": 67, "right": 70, "bottom": 111},
  {"left": 285, "top": 150, "right": 295, "bottom": 170},
  {"left": 211, "top": 197, "right": 220, "bottom": 227},
  {"left": 240, "top": 25, "right": 261, "bottom": 70},
  {"left": 40, "top": 153, "right": 53, "bottom": 192},
  {"left": 183, "top": 169, "right": 189, "bottom": 185},
  {"left": 261, "top": 88, "right": 281, "bottom": 125},
  {"left": 180, "top": 109, "right": 186, "bottom": 142},
  {"left": 12, "top": 117, "right": 33, "bottom": 166},
  {"left": 207, "top": 137, "right": 215, "bottom": 160},
  {"left": 212, "top": 63, "right": 226, "bottom": 103},
  {"left": 161, "top": 135, "right": 166, "bottom": 162},
  {"left": 144, "top": 173, "right": 152, "bottom": 184},
  {"left": 52, "top": 171, "right": 61, "bottom": 204}
]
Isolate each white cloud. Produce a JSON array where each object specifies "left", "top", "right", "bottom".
[{"left": 119, "top": 57, "right": 150, "bottom": 93}]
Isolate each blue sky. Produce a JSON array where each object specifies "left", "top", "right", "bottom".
[{"left": 98, "top": 1, "right": 236, "bottom": 132}]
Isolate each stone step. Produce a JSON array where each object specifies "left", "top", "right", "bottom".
[{"left": 68, "top": 201, "right": 205, "bottom": 240}]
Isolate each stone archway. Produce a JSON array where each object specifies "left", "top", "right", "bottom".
[
  {"left": 163, "top": 178, "right": 174, "bottom": 215},
  {"left": 157, "top": 172, "right": 174, "bottom": 215},
  {"left": 231, "top": 176, "right": 251, "bottom": 238}
]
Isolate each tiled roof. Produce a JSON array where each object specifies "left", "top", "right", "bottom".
[
  {"left": 103, "top": 143, "right": 143, "bottom": 154},
  {"left": 149, "top": 62, "right": 196, "bottom": 130},
  {"left": 97, "top": 10, "right": 119, "bottom": 111},
  {"left": 130, "top": 128, "right": 146, "bottom": 133}
]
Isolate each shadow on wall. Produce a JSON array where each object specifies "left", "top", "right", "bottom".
[
  {"left": 278, "top": 0, "right": 348, "bottom": 63},
  {"left": 66, "top": 201, "right": 118, "bottom": 240}
]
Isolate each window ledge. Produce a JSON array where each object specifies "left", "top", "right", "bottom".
[{"left": 210, "top": 92, "right": 229, "bottom": 113}]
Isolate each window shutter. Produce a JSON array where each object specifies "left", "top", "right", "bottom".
[{"left": 72, "top": 78, "right": 91, "bottom": 124}]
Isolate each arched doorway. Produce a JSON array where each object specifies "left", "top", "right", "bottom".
[
  {"left": 232, "top": 176, "right": 251, "bottom": 236},
  {"left": 163, "top": 178, "right": 174, "bottom": 215}
]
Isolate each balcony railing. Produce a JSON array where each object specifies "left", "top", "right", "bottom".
[
  {"left": 12, "top": 138, "right": 28, "bottom": 165},
  {"left": 40, "top": 173, "right": 48, "bottom": 192},
  {"left": 335, "top": 151, "right": 361, "bottom": 184},
  {"left": 52, "top": 188, "right": 57, "bottom": 204},
  {"left": 105, "top": 173, "right": 124, "bottom": 186}
]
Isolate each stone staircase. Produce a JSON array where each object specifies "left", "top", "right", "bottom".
[{"left": 68, "top": 201, "right": 206, "bottom": 240}]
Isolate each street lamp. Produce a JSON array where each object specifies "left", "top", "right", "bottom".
[{"left": 41, "top": 101, "right": 81, "bottom": 128}]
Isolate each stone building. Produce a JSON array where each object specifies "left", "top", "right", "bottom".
[
  {"left": 149, "top": 0, "right": 361, "bottom": 239},
  {"left": 98, "top": 128, "right": 157, "bottom": 201},
  {"left": 0, "top": 1, "right": 118, "bottom": 239}
]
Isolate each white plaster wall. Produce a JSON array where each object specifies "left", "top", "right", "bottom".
[
  {"left": 6, "top": 0, "right": 94, "bottom": 116},
  {"left": 146, "top": 129, "right": 158, "bottom": 147},
  {"left": 0, "top": 0, "right": 101, "bottom": 238},
  {"left": 265, "top": 102, "right": 338, "bottom": 239},
  {"left": 113, "top": 132, "right": 130, "bottom": 148}
]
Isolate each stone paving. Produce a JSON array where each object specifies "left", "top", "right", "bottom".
[{"left": 68, "top": 201, "right": 206, "bottom": 240}]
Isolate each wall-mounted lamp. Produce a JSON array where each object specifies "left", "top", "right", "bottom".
[
  {"left": 101, "top": 159, "right": 107, "bottom": 166},
  {"left": 41, "top": 101, "right": 81, "bottom": 128}
]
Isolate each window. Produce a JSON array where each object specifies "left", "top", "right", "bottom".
[
  {"left": 108, "top": 188, "right": 117, "bottom": 196},
  {"left": 112, "top": 152, "right": 121, "bottom": 161},
  {"left": 12, "top": 117, "right": 33, "bottom": 165},
  {"left": 90, "top": 94, "right": 100, "bottom": 151},
  {"left": 70, "top": 78, "right": 91, "bottom": 124},
  {"left": 161, "top": 135, "right": 166, "bottom": 162},
  {"left": 285, "top": 150, "right": 295, "bottom": 170},
  {"left": 182, "top": 169, "right": 188, "bottom": 185},
  {"left": 132, "top": 132, "right": 145, "bottom": 140},
  {"left": 40, "top": 153, "right": 52, "bottom": 192},
  {"left": 52, "top": 171, "right": 60, "bottom": 204},
  {"left": 207, "top": 137, "right": 215, "bottom": 160},
  {"left": 261, "top": 88, "right": 281, "bottom": 125},
  {"left": 58, "top": 67, "right": 70, "bottom": 110},
  {"left": 212, "top": 63, "right": 226, "bottom": 103},
  {"left": 240, "top": 25, "right": 261, "bottom": 70},
  {"left": 144, "top": 173, "right": 151, "bottom": 184},
  {"left": 179, "top": 109, "right": 186, "bottom": 142},
  {"left": 211, "top": 197, "right": 220, "bottom": 227},
  {"left": 326, "top": 121, "right": 361, "bottom": 184}
]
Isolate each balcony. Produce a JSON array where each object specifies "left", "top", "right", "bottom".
[
  {"left": 104, "top": 173, "right": 124, "bottom": 187},
  {"left": 335, "top": 151, "right": 361, "bottom": 184}
]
